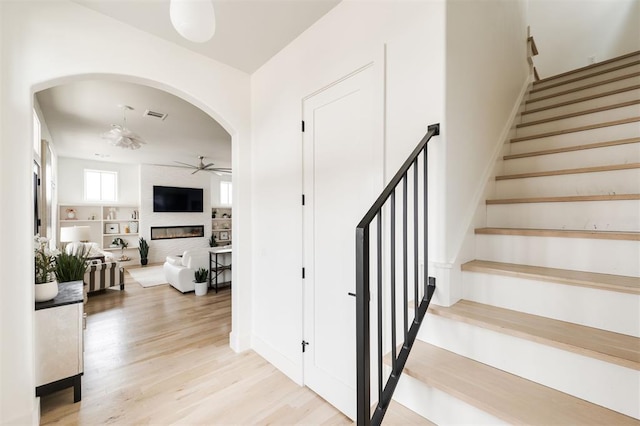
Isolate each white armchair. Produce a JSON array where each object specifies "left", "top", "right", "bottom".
[{"left": 163, "top": 248, "right": 211, "bottom": 293}]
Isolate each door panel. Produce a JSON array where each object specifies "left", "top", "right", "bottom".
[{"left": 302, "top": 65, "right": 378, "bottom": 419}]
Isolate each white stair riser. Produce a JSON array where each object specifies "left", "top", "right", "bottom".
[
  {"left": 462, "top": 271, "right": 640, "bottom": 337},
  {"left": 531, "top": 63, "right": 640, "bottom": 96},
  {"left": 527, "top": 75, "right": 640, "bottom": 109},
  {"left": 486, "top": 200, "right": 640, "bottom": 232},
  {"left": 393, "top": 370, "right": 509, "bottom": 426},
  {"left": 419, "top": 314, "right": 640, "bottom": 419},
  {"left": 510, "top": 121, "right": 640, "bottom": 154},
  {"left": 503, "top": 142, "right": 640, "bottom": 174},
  {"left": 534, "top": 54, "right": 640, "bottom": 88},
  {"left": 495, "top": 168, "right": 640, "bottom": 199},
  {"left": 475, "top": 234, "right": 640, "bottom": 276},
  {"left": 515, "top": 104, "right": 640, "bottom": 138},
  {"left": 522, "top": 88, "right": 640, "bottom": 122}
]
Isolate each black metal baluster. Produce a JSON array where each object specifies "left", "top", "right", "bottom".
[
  {"left": 413, "top": 158, "right": 419, "bottom": 314},
  {"left": 423, "top": 147, "right": 428, "bottom": 298},
  {"left": 355, "top": 225, "right": 370, "bottom": 425},
  {"left": 376, "top": 210, "right": 383, "bottom": 402},
  {"left": 390, "top": 191, "right": 397, "bottom": 367},
  {"left": 402, "top": 174, "right": 408, "bottom": 345}
]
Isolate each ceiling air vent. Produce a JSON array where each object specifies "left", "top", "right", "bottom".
[{"left": 143, "top": 109, "right": 168, "bottom": 121}]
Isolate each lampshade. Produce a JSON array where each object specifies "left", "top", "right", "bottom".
[
  {"left": 60, "top": 226, "right": 91, "bottom": 243},
  {"left": 170, "top": 0, "right": 216, "bottom": 43}
]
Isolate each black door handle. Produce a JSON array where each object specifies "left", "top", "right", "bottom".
[{"left": 348, "top": 292, "right": 356, "bottom": 297}]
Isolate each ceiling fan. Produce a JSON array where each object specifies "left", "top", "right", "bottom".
[{"left": 174, "top": 156, "right": 231, "bottom": 175}]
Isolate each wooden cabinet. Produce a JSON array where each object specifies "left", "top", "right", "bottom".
[
  {"left": 211, "top": 207, "right": 232, "bottom": 245},
  {"left": 35, "top": 281, "right": 84, "bottom": 402}
]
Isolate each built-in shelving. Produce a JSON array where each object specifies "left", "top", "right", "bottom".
[
  {"left": 211, "top": 207, "right": 232, "bottom": 246},
  {"left": 58, "top": 204, "right": 141, "bottom": 257}
]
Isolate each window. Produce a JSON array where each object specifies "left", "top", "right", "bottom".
[
  {"left": 84, "top": 170, "right": 117, "bottom": 202},
  {"left": 220, "top": 181, "right": 232, "bottom": 205}
]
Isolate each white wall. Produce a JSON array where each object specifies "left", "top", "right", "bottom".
[
  {"left": 0, "top": 2, "right": 251, "bottom": 424},
  {"left": 529, "top": 0, "right": 640, "bottom": 77},
  {"left": 250, "top": 0, "right": 445, "bottom": 384},
  {"left": 140, "top": 164, "right": 212, "bottom": 264},
  {"left": 440, "top": 0, "right": 530, "bottom": 304},
  {"left": 57, "top": 157, "right": 140, "bottom": 205}
]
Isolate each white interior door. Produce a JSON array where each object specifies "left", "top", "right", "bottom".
[{"left": 302, "top": 65, "right": 379, "bottom": 420}]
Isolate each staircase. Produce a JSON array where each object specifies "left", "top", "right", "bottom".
[{"left": 392, "top": 52, "right": 640, "bottom": 424}]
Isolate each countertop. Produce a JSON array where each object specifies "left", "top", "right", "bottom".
[{"left": 35, "top": 280, "right": 83, "bottom": 311}]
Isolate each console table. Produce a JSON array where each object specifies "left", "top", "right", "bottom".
[
  {"left": 209, "top": 248, "right": 232, "bottom": 293},
  {"left": 34, "top": 280, "right": 84, "bottom": 402}
]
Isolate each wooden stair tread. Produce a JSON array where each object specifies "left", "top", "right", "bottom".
[
  {"left": 461, "top": 260, "right": 640, "bottom": 295},
  {"left": 496, "top": 163, "right": 640, "bottom": 180},
  {"left": 517, "top": 99, "right": 640, "bottom": 128},
  {"left": 429, "top": 300, "right": 640, "bottom": 370},
  {"left": 486, "top": 193, "right": 640, "bottom": 204},
  {"left": 526, "top": 71, "right": 640, "bottom": 105},
  {"left": 524, "top": 84, "right": 640, "bottom": 112},
  {"left": 530, "top": 60, "right": 640, "bottom": 94},
  {"left": 504, "top": 136, "right": 640, "bottom": 160},
  {"left": 535, "top": 50, "right": 640, "bottom": 85},
  {"left": 474, "top": 227, "right": 640, "bottom": 241},
  {"left": 403, "top": 341, "right": 640, "bottom": 425},
  {"left": 511, "top": 116, "right": 640, "bottom": 143}
]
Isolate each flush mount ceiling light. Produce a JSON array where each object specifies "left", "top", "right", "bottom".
[
  {"left": 170, "top": 0, "right": 216, "bottom": 43},
  {"left": 101, "top": 105, "right": 146, "bottom": 150}
]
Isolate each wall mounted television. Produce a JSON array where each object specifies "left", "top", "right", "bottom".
[{"left": 153, "top": 185, "right": 204, "bottom": 213}]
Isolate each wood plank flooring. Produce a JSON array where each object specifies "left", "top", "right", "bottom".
[
  {"left": 39, "top": 271, "right": 350, "bottom": 425},
  {"left": 39, "top": 268, "right": 426, "bottom": 425}
]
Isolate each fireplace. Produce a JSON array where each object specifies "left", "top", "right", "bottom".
[{"left": 151, "top": 225, "right": 205, "bottom": 240}]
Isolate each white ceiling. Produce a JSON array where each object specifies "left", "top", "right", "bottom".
[
  {"left": 38, "top": 0, "right": 341, "bottom": 169},
  {"left": 36, "top": 80, "right": 233, "bottom": 168},
  {"left": 72, "top": 0, "right": 341, "bottom": 74}
]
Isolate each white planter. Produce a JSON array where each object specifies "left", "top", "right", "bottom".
[
  {"left": 194, "top": 281, "right": 208, "bottom": 296},
  {"left": 35, "top": 280, "right": 58, "bottom": 302}
]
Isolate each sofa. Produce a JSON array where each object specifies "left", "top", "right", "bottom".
[
  {"left": 66, "top": 241, "right": 115, "bottom": 262},
  {"left": 84, "top": 261, "right": 125, "bottom": 295},
  {"left": 164, "top": 248, "right": 213, "bottom": 293}
]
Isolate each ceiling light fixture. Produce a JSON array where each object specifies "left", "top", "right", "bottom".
[
  {"left": 101, "top": 105, "right": 146, "bottom": 150},
  {"left": 169, "top": 0, "right": 216, "bottom": 43}
]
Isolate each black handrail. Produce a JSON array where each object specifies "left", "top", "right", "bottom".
[{"left": 356, "top": 123, "right": 440, "bottom": 425}]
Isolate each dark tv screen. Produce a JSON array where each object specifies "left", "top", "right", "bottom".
[{"left": 153, "top": 186, "right": 203, "bottom": 213}]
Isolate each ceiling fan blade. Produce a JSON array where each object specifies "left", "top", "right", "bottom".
[
  {"left": 191, "top": 169, "right": 201, "bottom": 175},
  {"left": 202, "top": 163, "right": 215, "bottom": 169},
  {"left": 174, "top": 161, "right": 197, "bottom": 168}
]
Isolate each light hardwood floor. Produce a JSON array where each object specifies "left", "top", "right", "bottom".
[{"left": 40, "top": 269, "right": 427, "bottom": 425}]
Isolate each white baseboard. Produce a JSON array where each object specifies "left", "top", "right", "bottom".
[
  {"left": 251, "top": 334, "right": 303, "bottom": 386},
  {"left": 228, "top": 330, "right": 251, "bottom": 353}
]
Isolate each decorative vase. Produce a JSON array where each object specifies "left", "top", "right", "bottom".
[
  {"left": 141, "top": 258, "right": 148, "bottom": 266},
  {"left": 194, "top": 281, "right": 208, "bottom": 296},
  {"left": 35, "top": 280, "right": 58, "bottom": 302}
]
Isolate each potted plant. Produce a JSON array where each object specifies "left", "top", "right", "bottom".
[
  {"left": 34, "top": 235, "right": 61, "bottom": 302},
  {"left": 138, "top": 237, "right": 149, "bottom": 266},
  {"left": 194, "top": 267, "right": 208, "bottom": 296},
  {"left": 112, "top": 237, "right": 129, "bottom": 261},
  {"left": 209, "top": 233, "right": 216, "bottom": 248},
  {"left": 54, "top": 246, "right": 89, "bottom": 283}
]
